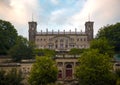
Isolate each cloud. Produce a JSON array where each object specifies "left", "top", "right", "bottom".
[
  {"left": 0, "top": 0, "right": 120, "bottom": 38},
  {"left": 51, "top": 0, "right": 59, "bottom": 5},
  {"left": 50, "top": 9, "right": 66, "bottom": 24},
  {"left": 0, "top": 0, "right": 41, "bottom": 38},
  {"left": 69, "top": 0, "right": 120, "bottom": 36}
]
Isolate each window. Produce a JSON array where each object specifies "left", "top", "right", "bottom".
[
  {"left": 66, "top": 45, "right": 68, "bottom": 48},
  {"left": 60, "top": 39, "right": 63, "bottom": 42},
  {"left": 60, "top": 44, "right": 63, "bottom": 48},
  {"left": 56, "top": 45, "right": 58, "bottom": 48},
  {"left": 49, "top": 45, "right": 52, "bottom": 49},
  {"left": 81, "top": 38, "right": 82, "bottom": 41},
  {"left": 37, "top": 39, "right": 39, "bottom": 41},
  {"left": 66, "top": 64, "right": 72, "bottom": 68},
  {"left": 84, "top": 38, "right": 86, "bottom": 41},
  {"left": 66, "top": 64, "right": 72, "bottom": 78}
]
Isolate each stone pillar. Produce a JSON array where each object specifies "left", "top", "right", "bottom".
[
  {"left": 58, "top": 30, "right": 59, "bottom": 34},
  {"left": 63, "top": 62, "right": 65, "bottom": 81},
  {"left": 75, "top": 28, "right": 77, "bottom": 34},
  {"left": 64, "top": 30, "right": 65, "bottom": 34},
  {"left": 46, "top": 28, "right": 48, "bottom": 34},
  {"left": 41, "top": 30, "right": 42, "bottom": 34},
  {"left": 73, "top": 62, "right": 76, "bottom": 79}
]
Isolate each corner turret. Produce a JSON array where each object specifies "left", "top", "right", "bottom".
[
  {"left": 85, "top": 21, "right": 94, "bottom": 41},
  {"left": 28, "top": 21, "right": 37, "bottom": 42}
]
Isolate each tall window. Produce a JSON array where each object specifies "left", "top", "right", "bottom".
[
  {"left": 60, "top": 39, "right": 63, "bottom": 42},
  {"left": 66, "top": 64, "right": 72, "bottom": 79},
  {"left": 56, "top": 45, "right": 58, "bottom": 48},
  {"left": 60, "top": 44, "right": 63, "bottom": 48}
]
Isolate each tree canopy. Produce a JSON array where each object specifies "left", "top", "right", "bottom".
[
  {"left": 28, "top": 56, "right": 58, "bottom": 85},
  {"left": 69, "top": 48, "right": 86, "bottom": 55},
  {"left": 9, "top": 36, "right": 35, "bottom": 62},
  {"left": 75, "top": 49, "right": 116, "bottom": 85},
  {"left": 0, "top": 68, "right": 23, "bottom": 85},
  {"left": 0, "top": 19, "right": 18, "bottom": 55},
  {"left": 90, "top": 38, "right": 114, "bottom": 57},
  {"left": 34, "top": 49, "right": 56, "bottom": 58},
  {"left": 96, "top": 23, "right": 120, "bottom": 52}
]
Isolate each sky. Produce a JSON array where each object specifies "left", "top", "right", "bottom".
[{"left": 0, "top": 0, "right": 120, "bottom": 38}]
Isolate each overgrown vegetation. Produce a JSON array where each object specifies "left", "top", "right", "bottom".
[
  {"left": 28, "top": 56, "right": 58, "bottom": 85},
  {"left": 0, "top": 68, "right": 23, "bottom": 85},
  {"left": 0, "top": 19, "right": 18, "bottom": 55},
  {"left": 96, "top": 23, "right": 120, "bottom": 52}
]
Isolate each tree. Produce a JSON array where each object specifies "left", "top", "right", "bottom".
[
  {"left": 34, "top": 49, "right": 56, "bottom": 58},
  {"left": 115, "top": 69, "right": 120, "bottom": 85},
  {"left": 6, "top": 68, "right": 23, "bottom": 85},
  {"left": 0, "top": 68, "right": 23, "bottom": 85},
  {"left": 0, "top": 69, "right": 6, "bottom": 85},
  {"left": 75, "top": 49, "right": 116, "bottom": 85},
  {"left": 96, "top": 23, "right": 120, "bottom": 52},
  {"left": 69, "top": 48, "right": 86, "bottom": 56},
  {"left": 90, "top": 38, "right": 114, "bottom": 57},
  {"left": 0, "top": 19, "right": 18, "bottom": 55},
  {"left": 28, "top": 56, "right": 58, "bottom": 85},
  {"left": 9, "top": 36, "right": 35, "bottom": 62}
]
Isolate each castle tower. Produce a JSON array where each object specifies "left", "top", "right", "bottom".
[
  {"left": 28, "top": 21, "right": 37, "bottom": 42},
  {"left": 85, "top": 21, "right": 94, "bottom": 41}
]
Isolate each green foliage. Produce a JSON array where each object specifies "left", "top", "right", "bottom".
[
  {"left": 0, "top": 19, "right": 18, "bottom": 55},
  {"left": 0, "top": 69, "right": 6, "bottom": 84},
  {"left": 34, "top": 49, "right": 56, "bottom": 58},
  {"left": 90, "top": 38, "right": 114, "bottom": 57},
  {"left": 116, "top": 78, "right": 120, "bottom": 85},
  {"left": 115, "top": 69, "right": 120, "bottom": 85},
  {"left": 96, "top": 23, "right": 120, "bottom": 52},
  {"left": 75, "top": 49, "right": 116, "bottom": 85},
  {"left": 0, "top": 68, "right": 23, "bottom": 85},
  {"left": 9, "top": 36, "right": 35, "bottom": 62},
  {"left": 28, "top": 56, "right": 58, "bottom": 85},
  {"left": 69, "top": 48, "right": 86, "bottom": 55}
]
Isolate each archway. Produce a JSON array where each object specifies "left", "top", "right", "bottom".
[{"left": 66, "top": 64, "right": 72, "bottom": 79}]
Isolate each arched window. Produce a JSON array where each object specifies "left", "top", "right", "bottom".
[
  {"left": 66, "top": 64, "right": 72, "bottom": 79},
  {"left": 66, "top": 64, "right": 72, "bottom": 68}
]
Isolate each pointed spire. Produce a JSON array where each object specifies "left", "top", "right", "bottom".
[
  {"left": 70, "top": 29, "right": 71, "bottom": 34},
  {"left": 32, "top": 13, "right": 34, "bottom": 21},
  {"left": 64, "top": 30, "right": 65, "bottom": 34},
  {"left": 41, "top": 30, "right": 42, "bottom": 34},
  {"left": 75, "top": 28, "right": 77, "bottom": 34},
  {"left": 58, "top": 30, "right": 59, "bottom": 34}
]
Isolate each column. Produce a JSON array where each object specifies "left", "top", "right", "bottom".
[
  {"left": 73, "top": 62, "right": 76, "bottom": 79},
  {"left": 63, "top": 62, "right": 65, "bottom": 81}
]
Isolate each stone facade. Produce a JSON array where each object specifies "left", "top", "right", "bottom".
[
  {"left": 28, "top": 21, "right": 94, "bottom": 84},
  {"left": 29, "top": 21, "right": 94, "bottom": 51}
]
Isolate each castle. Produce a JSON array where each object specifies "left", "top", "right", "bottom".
[
  {"left": 0, "top": 21, "right": 94, "bottom": 85},
  {"left": 28, "top": 21, "right": 94, "bottom": 51},
  {"left": 28, "top": 21, "right": 94, "bottom": 84}
]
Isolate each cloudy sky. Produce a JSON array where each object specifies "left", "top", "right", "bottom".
[{"left": 0, "top": 0, "right": 120, "bottom": 38}]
